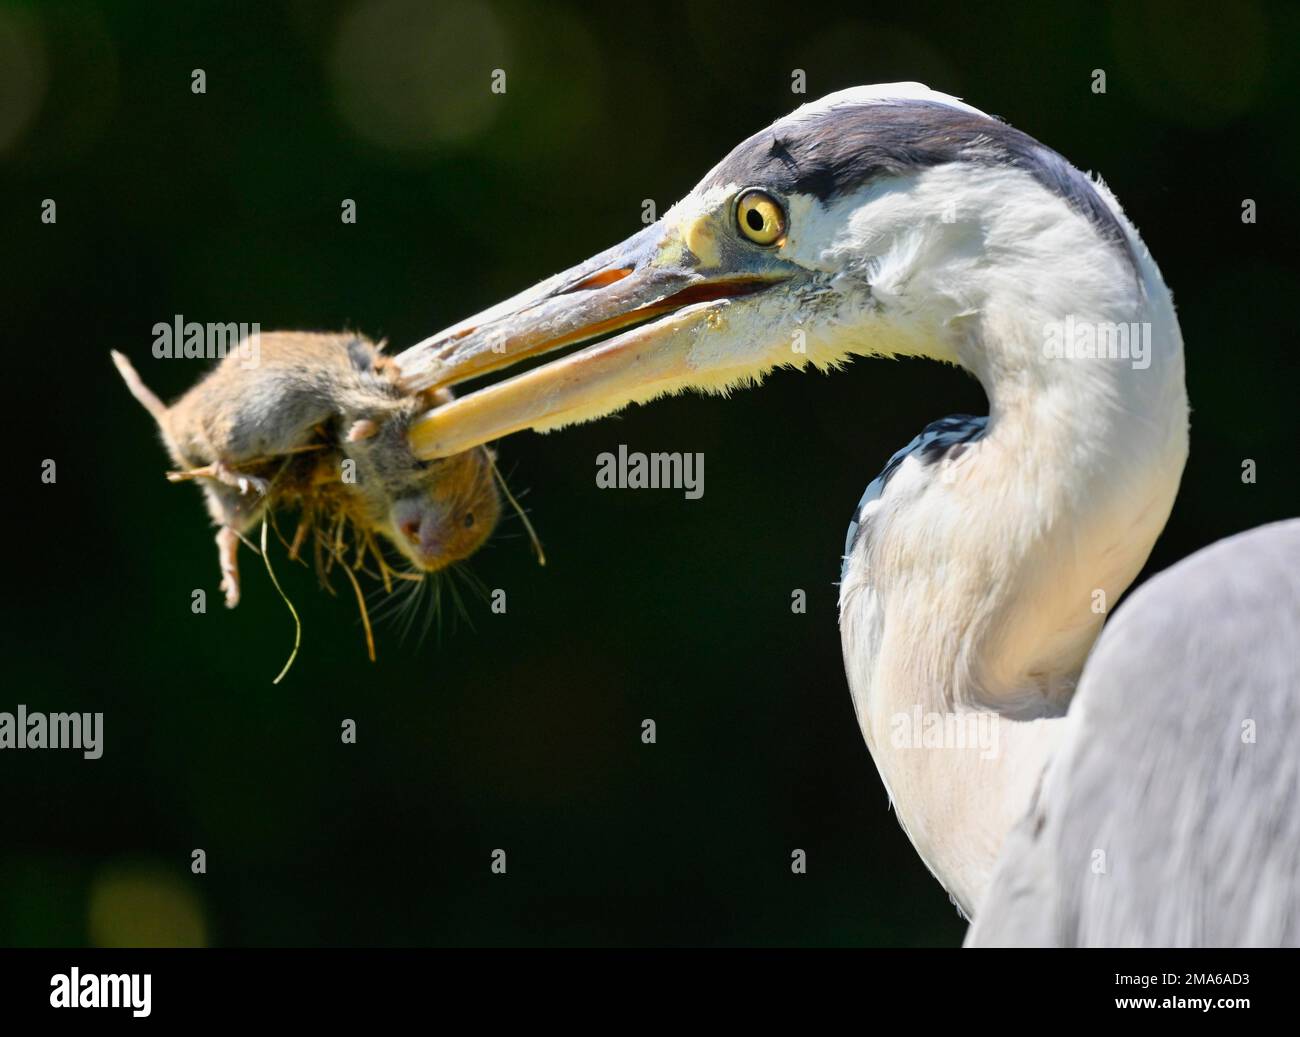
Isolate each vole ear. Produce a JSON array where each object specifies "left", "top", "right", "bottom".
[
  {"left": 346, "top": 336, "right": 380, "bottom": 374},
  {"left": 346, "top": 418, "right": 380, "bottom": 442}
]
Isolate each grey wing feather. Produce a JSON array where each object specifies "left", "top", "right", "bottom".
[{"left": 968, "top": 519, "right": 1300, "bottom": 947}]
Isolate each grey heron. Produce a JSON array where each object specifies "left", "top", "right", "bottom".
[{"left": 391, "top": 84, "right": 1300, "bottom": 945}]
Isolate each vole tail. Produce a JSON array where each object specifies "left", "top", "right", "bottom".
[{"left": 110, "top": 350, "right": 169, "bottom": 424}]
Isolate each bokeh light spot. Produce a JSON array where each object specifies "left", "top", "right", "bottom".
[
  {"left": 330, "top": 0, "right": 508, "bottom": 152},
  {"left": 0, "top": 8, "right": 49, "bottom": 155},
  {"left": 88, "top": 864, "right": 209, "bottom": 948},
  {"left": 1111, "top": 0, "right": 1272, "bottom": 126}
]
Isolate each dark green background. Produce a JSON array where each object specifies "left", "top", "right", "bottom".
[{"left": 2, "top": 0, "right": 1296, "bottom": 946}]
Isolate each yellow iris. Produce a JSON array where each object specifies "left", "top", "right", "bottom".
[{"left": 735, "top": 190, "right": 785, "bottom": 246}]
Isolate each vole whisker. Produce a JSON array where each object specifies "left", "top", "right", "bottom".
[
  {"left": 421, "top": 573, "right": 443, "bottom": 646},
  {"left": 449, "top": 563, "right": 491, "bottom": 607},
  {"left": 489, "top": 454, "right": 545, "bottom": 567},
  {"left": 443, "top": 569, "right": 473, "bottom": 635}
]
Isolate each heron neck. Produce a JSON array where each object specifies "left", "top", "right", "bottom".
[
  {"left": 843, "top": 244, "right": 1188, "bottom": 917},
  {"left": 954, "top": 251, "right": 1189, "bottom": 709}
]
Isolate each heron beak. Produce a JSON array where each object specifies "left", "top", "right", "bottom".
[{"left": 397, "top": 217, "right": 793, "bottom": 459}]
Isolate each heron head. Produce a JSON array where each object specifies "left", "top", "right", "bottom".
[{"left": 397, "top": 83, "right": 1140, "bottom": 459}]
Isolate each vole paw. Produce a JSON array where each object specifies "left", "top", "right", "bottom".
[
  {"left": 216, "top": 526, "right": 241, "bottom": 608},
  {"left": 211, "top": 461, "right": 268, "bottom": 497},
  {"left": 220, "top": 571, "right": 241, "bottom": 609}
]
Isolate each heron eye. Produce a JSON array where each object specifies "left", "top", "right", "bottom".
[
  {"left": 735, "top": 190, "right": 785, "bottom": 246},
  {"left": 463, "top": 512, "right": 475, "bottom": 528}
]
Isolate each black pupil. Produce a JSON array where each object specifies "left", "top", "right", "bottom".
[
  {"left": 746, "top": 208, "right": 765, "bottom": 231},
  {"left": 463, "top": 513, "right": 475, "bottom": 528}
]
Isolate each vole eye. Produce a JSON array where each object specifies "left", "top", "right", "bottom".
[
  {"left": 463, "top": 512, "right": 475, "bottom": 528},
  {"left": 735, "top": 189, "right": 785, "bottom": 246}
]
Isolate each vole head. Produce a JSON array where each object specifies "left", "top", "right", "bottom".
[{"left": 341, "top": 393, "right": 501, "bottom": 572}]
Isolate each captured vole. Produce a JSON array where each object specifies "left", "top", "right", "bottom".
[{"left": 111, "top": 331, "right": 501, "bottom": 608}]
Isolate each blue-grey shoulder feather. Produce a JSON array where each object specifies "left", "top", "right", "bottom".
[{"left": 842, "top": 415, "right": 988, "bottom": 578}]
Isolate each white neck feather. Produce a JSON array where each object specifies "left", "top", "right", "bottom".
[{"left": 837, "top": 164, "right": 1189, "bottom": 915}]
